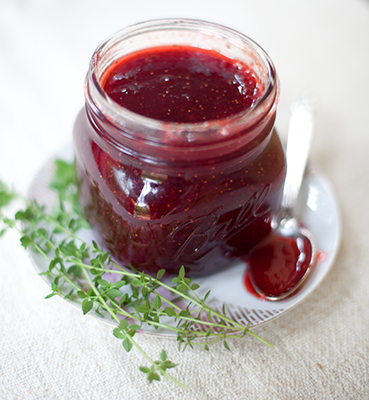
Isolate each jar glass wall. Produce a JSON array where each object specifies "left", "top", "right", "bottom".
[{"left": 73, "top": 19, "right": 286, "bottom": 276}]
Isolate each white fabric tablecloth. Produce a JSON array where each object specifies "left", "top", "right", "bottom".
[{"left": 1, "top": 0, "right": 368, "bottom": 398}]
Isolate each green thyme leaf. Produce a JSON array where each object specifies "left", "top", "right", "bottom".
[
  {"left": 111, "top": 280, "right": 126, "bottom": 289},
  {"left": 59, "top": 241, "right": 79, "bottom": 257},
  {"left": 77, "top": 290, "right": 87, "bottom": 299},
  {"left": 49, "top": 159, "right": 76, "bottom": 192},
  {"left": 113, "top": 328, "right": 125, "bottom": 339},
  {"left": 136, "top": 304, "right": 150, "bottom": 314},
  {"left": 82, "top": 299, "right": 93, "bottom": 315},
  {"left": 0, "top": 182, "right": 16, "bottom": 208},
  {"left": 156, "top": 269, "right": 165, "bottom": 280},
  {"left": 106, "top": 289, "right": 122, "bottom": 298},
  {"left": 148, "top": 372, "right": 160, "bottom": 382},
  {"left": 179, "top": 310, "right": 190, "bottom": 317},
  {"left": 160, "top": 350, "right": 167, "bottom": 362},
  {"left": 164, "top": 307, "right": 176, "bottom": 317},
  {"left": 177, "top": 284, "right": 187, "bottom": 292},
  {"left": 68, "top": 265, "right": 82, "bottom": 277},
  {"left": 20, "top": 235, "right": 33, "bottom": 249},
  {"left": 152, "top": 295, "right": 162, "bottom": 310},
  {"left": 129, "top": 324, "right": 141, "bottom": 331},
  {"left": 122, "top": 337, "right": 133, "bottom": 352},
  {"left": 119, "top": 320, "right": 129, "bottom": 331}
]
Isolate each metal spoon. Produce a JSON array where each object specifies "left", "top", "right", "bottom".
[{"left": 253, "top": 94, "right": 317, "bottom": 301}]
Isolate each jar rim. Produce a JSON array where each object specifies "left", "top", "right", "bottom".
[{"left": 86, "top": 18, "right": 279, "bottom": 146}]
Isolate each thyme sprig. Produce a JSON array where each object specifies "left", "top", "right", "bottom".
[{"left": 0, "top": 160, "right": 272, "bottom": 388}]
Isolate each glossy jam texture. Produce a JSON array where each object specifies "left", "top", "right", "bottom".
[
  {"left": 74, "top": 46, "right": 286, "bottom": 276},
  {"left": 101, "top": 46, "right": 262, "bottom": 123},
  {"left": 244, "top": 232, "right": 313, "bottom": 298}
]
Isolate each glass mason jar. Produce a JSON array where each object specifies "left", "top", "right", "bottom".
[{"left": 73, "top": 19, "right": 286, "bottom": 277}]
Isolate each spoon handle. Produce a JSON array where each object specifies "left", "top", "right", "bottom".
[{"left": 281, "top": 95, "right": 315, "bottom": 211}]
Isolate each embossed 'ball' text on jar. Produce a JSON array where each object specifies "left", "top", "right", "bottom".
[{"left": 73, "top": 19, "right": 286, "bottom": 277}]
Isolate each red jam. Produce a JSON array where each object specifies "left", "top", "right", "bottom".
[
  {"left": 101, "top": 46, "right": 262, "bottom": 123},
  {"left": 73, "top": 21, "right": 286, "bottom": 277},
  {"left": 244, "top": 232, "right": 312, "bottom": 298}
]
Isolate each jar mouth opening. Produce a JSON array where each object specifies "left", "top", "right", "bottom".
[{"left": 86, "top": 18, "right": 279, "bottom": 145}]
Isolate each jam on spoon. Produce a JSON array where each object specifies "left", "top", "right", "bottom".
[{"left": 244, "top": 96, "right": 316, "bottom": 300}]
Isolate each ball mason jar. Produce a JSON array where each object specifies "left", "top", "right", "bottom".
[{"left": 73, "top": 19, "right": 286, "bottom": 277}]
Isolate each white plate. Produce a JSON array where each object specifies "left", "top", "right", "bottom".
[{"left": 27, "top": 145, "right": 341, "bottom": 336}]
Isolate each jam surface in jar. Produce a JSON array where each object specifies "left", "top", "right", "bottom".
[
  {"left": 101, "top": 46, "right": 263, "bottom": 123},
  {"left": 74, "top": 42, "right": 286, "bottom": 277}
]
